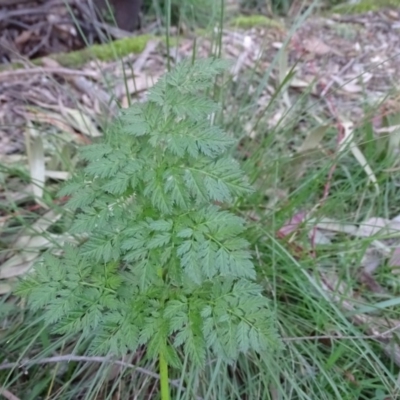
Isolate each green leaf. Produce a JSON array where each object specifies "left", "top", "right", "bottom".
[
  {"left": 166, "top": 58, "right": 231, "bottom": 94},
  {"left": 101, "top": 172, "right": 130, "bottom": 195},
  {"left": 148, "top": 219, "right": 173, "bottom": 232},
  {"left": 65, "top": 187, "right": 98, "bottom": 210},
  {"left": 85, "top": 158, "right": 121, "bottom": 179},
  {"left": 117, "top": 320, "right": 140, "bottom": 355},
  {"left": 80, "top": 143, "right": 113, "bottom": 161},
  {"left": 166, "top": 90, "right": 218, "bottom": 120},
  {"left": 195, "top": 125, "right": 235, "bottom": 157},
  {"left": 198, "top": 239, "right": 217, "bottom": 279},
  {"left": 184, "top": 169, "right": 209, "bottom": 203},
  {"left": 144, "top": 175, "right": 172, "bottom": 214},
  {"left": 177, "top": 228, "right": 193, "bottom": 238},
  {"left": 81, "top": 236, "right": 116, "bottom": 263},
  {"left": 57, "top": 179, "right": 84, "bottom": 197},
  {"left": 147, "top": 78, "right": 166, "bottom": 105},
  {"left": 120, "top": 103, "right": 149, "bottom": 137},
  {"left": 164, "top": 169, "right": 191, "bottom": 209},
  {"left": 184, "top": 330, "right": 206, "bottom": 366},
  {"left": 147, "top": 233, "right": 171, "bottom": 249},
  {"left": 164, "top": 299, "right": 188, "bottom": 334},
  {"left": 179, "top": 240, "right": 203, "bottom": 284},
  {"left": 236, "top": 321, "right": 251, "bottom": 353},
  {"left": 187, "top": 158, "right": 253, "bottom": 203},
  {"left": 44, "top": 297, "right": 75, "bottom": 324},
  {"left": 18, "top": 57, "right": 280, "bottom": 370}
]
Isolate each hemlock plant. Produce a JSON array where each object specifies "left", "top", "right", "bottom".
[{"left": 17, "top": 58, "right": 280, "bottom": 399}]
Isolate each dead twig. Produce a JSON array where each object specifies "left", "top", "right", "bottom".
[
  {"left": 0, "top": 67, "right": 98, "bottom": 81},
  {"left": 0, "top": 0, "right": 76, "bottom": 22},
  {"left": 0, "top": 0, "right": 30, "bottom": 4},
  {"left": 0, "top": 388, "right": 20, "bottom": 400},
  {"left": 283, "top": 322, "right": 400, "bottom": 342}
]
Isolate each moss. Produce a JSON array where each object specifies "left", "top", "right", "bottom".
[
  {"left": 0, "top": 35, "right": 152, "bottom": 71},
  {"left": 47, "top": 35, "right": 152, "bottom": 68},
  {"left": 332, "top": 0, "right": 400, "bottom": 14},
  {"left": 228, "top": 15, "right": 284, "bottom": 29}
]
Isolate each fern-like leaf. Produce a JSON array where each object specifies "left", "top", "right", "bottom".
[{"left": 16, "top": 57, "right": 280, "bottom": 372}]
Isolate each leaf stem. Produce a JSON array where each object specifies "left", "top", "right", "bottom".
[
  {"left": 159, "top": 350, "right": 170, "bottom": 400},
  {"left": 157, "top": 264, "right": 170, "bottom": 400}
]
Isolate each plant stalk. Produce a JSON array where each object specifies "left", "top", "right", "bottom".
[
  {"left": 157, "top": 263, "right": 170, "bottom": 400},
  {"left": 159, "top": 350, "right": 170, "bottom": 400}
]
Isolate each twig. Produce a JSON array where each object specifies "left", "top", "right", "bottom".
[
  {"left": 283, "top": 322, "right": 400, "bottom": 342},
  {"left": 26, "top": 23, "right": 53, "bottom": 59},
  {"left": 0, "top": 355, "right": 203, "bottom": 399},
  {"left": 0, "top": 388, "right": 20, "bottom": 400},
  {"left": 0, "top": 67, "right": 98, "bottom": 81},
  {"left": 132, "top": 40, "right": 160, "bottom": 72},
  {"left": 0, "top": 0, "right": 76, "bottom": 22},
  {"left": 0, "top": 0, "right": 32, "bottom": 5},
  {"left": 0, "top": 355, "right": 159, "bottom": 377},
  {"left": 320, "top": 59, "right": 355, "bottom": 98}
]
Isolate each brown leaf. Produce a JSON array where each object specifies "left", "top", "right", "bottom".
[
  {"left": 302, "top": 37, "right": 332, "bottom": 55},
  {"left": 278, "top": 211, "right": 308, "bottom": 237},
  {"left": 14, "top": 30, "right": 33, "bottom": 46}
]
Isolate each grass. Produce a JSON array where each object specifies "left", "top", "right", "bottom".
[{"left": 2, "top": 1, "right": 400, "bottom": 399}]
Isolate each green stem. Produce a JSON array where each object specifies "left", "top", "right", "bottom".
[
  {"left": 157, "top": 264, "right": 170, "bottom": 400},
  {"left": 159, "top": 350, "right": 170, "bottom": 400}
]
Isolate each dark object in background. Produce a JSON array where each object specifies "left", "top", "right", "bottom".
[{"left": 93, "top": 0, "right": 143, "bottom": 31}]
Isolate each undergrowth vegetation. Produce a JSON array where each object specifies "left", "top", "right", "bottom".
[
  {"left": 16, "top": 58, "right": 280, "bottom": 399},
  {"left": 2, "top": 1, "right": 400, "bottom": 400}
]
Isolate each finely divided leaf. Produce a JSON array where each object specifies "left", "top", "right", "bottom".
[
  {"left": 17, "top": 57, "right": 279, "bottom": 369},
  {"left": 147, "top": 233, "right": 171, "bottom": 249}
]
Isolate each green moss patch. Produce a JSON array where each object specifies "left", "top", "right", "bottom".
[
  {"left": 332, "top": 0, "right": 400, "bottom": 14},
  {"left": 1, "top": 35, "right": 152, "bottom": 71},
  {"left": 228, "top": 15, "right": 284, "bottom": 29},
  {"left": 47, "top": 35, "right": 152, "bottom": 68}
]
